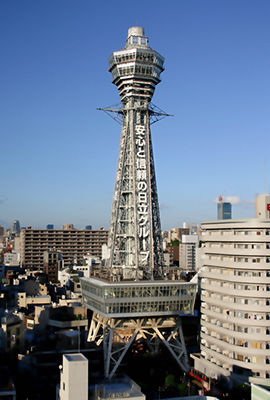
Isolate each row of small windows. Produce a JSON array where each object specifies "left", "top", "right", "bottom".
[
  {"left": 115, "top": 52, "right": 136, "bottom": 63},
  {"left": 204, "top": 267, "right": 270, "bottom": 277},
  {"left": 203, "top": 303, "right": 270, "bottom": 320},
  {"left": 235, "top": 243, "right": 270, "bottom": 249},
  {"left": 117, "top": 66, "right": 154, "bottom": 77},
  {"left": 202, "top": 290, "right": 269, "bottom": 306},
  {"left": 204, "top": 336, "right": 269, "bottom": 350},
  {"left": 203, "top": 340, "right": 270, "bottom": 366},
  {"left": 81, "top": 282, "right": 103, "bottom": 298},
  {"left": 81, "top": 282, "right": 195, "bottom": 300},
  {"left": 208, "top": 243, "right": 270, "bottom": 249},
  {"left": 83, "top": 296, "right": 192, "bottom": 314},
  {"left": 202, "top": 278, "right": 270, "bottom": 291},
  {"left": 105, "top": 301, "right": 191, "bottom": 314},
  {"left": 127, "top": 36, "right": 147, "bottom": 46},
  {"left": 115, "top": 51, "right": 155, "bottom": 65},
  {"left": 234, "top": 257, "right": 270, "bottom": 263},
  {"left": 103, "top": 285, "right": 194, "bottom": 299},
  {"left": 234, "top": 283, "right": 270, "bottom": 291},
  {"left": 203, "top": 230, "right": 270, "bottom": 236},
  {"left": 207, "top": 255, "right": 270, "bottom": 263}
]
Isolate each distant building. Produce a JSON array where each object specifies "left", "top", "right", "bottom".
[
  {"left": 43, "top": 250, "right": 61, "bottom": 283},
  {"left": 179, "top": 234, "right": 199, "bottom": 271},
  {"left": 73, "top": 255, "right": 101, "bottom": 278},
  {"left": 85, "top": 225, "right": 92, "bottom": 230},
  {"left": 20, "top": 227, "right": 108, "bottom": 269},
  {"left": 0, "top": 225, "right": 4, "bottom": 237},
  {"left": 168, "top": 227, "right": 189, "bottom": 242},
  {"left": 58, "top": 268, "right": 79, "bottom": 288},
  {"left": 4, "top": 250, "right": 20, "bottom": 267},
  {"left": 164, "top": 252, "right": 173, "bottom": 267},
  {"left": 217, "top": 202, "right": 232, "bottom": 220},
  {"left": 15, "top": 292, "right": 51, "bottom": 309},
  {"left": 256, "top": 193, "right": 270, "bottom": 219},
  {"left": 13, "top": 236, "right": 21, "bottom": 251},
  {"left": 46, "top": 224, "right": 54, "bottom": 230},
  {"left": 183, "top": 222, "right": 200, "bottom": 235},
  {"left": 10, "top": 220, "right": 20, "bottom": 235}
]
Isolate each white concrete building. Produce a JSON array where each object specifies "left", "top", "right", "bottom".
[
  {"left": 192, "top": 218, "right": 270, "bottom": 387},
  {"left": 15, "top": 292, "right": 51, "bottom": 308},
  {"left": 256, "top": 193, "right": 270, "bottom": 219},
  {"left": 179, "top": 235, "right": 199, "bottom": 271},
  {"left": 4, "top": 250, "right": 20, "bottom": 266},
  {"left": 58, "top": 268, "right": 79, "bottom": 287},
  {"left": 57, "top": 353, "right": 88, "bottom": 400}
]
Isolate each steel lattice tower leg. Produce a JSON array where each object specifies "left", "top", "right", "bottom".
[{"left": 88, "top": 312, "right": 189, "bottom": 379}]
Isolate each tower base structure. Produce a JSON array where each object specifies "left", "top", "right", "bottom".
[
  {"left": 88, "top": 312, "right": 189, "bottom": 380},
  {"left": 81, "top": 277, "right": 196, "bottom": 379}
]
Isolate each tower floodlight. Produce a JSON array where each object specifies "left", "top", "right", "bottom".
[{"left": 81, "top": 26, "right": 196, "bottom": 379}]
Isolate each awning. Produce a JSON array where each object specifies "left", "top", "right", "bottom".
[{"left": 192, "top": 380, "right": 203, "bottom": 388}]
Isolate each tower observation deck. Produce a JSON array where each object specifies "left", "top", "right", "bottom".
[{"left": 81, "top": 27, "right": 197, "bottom": 379}]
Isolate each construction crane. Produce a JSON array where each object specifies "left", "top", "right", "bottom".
[{"left": 218, "top": 191, "right": 226, "bottom": 202}]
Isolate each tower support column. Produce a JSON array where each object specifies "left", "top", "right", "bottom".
[{"left": 87, "top": 312, "right": 190, "bottom": 379}]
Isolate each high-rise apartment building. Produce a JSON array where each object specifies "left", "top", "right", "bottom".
[
  {"left": 21, "top": 227, "right": 108, "bottom": 269},
  {"left": 192, "top": 217, "right": 270, "bottom": 386}
]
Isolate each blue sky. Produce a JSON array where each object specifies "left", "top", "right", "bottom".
[{"left": 1, "top": 0, "right": 270, "bottom": 230}]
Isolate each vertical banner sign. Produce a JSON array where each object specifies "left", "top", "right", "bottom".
[{"left": 135, "top": 125, "right": 149, "bottom": 265}]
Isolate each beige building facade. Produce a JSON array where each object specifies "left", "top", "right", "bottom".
[{"left": 192, "top": 218, "right": 270, "bottom": 386}]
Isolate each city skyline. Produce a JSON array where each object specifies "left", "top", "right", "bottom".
[{"left": 1, "top": 1, "right": 270, "bottom": 230}]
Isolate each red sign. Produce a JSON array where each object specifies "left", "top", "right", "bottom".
[{"left": 267, "top": 204, "right": 270, "bottom": 211}]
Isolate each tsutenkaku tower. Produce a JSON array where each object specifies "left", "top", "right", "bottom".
[
  {"left": 105, "top": 26, "right": 165, "bottom": 282},
  {"left": 81, "top": 27, "right": 196, "bottom": 380}
]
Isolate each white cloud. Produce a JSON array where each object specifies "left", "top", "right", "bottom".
[
  {"left": 212, "top": 195, "right": 255, "bottom": 207},
  {"left": 225, "top": 196, "right": 242, "bottom": 205}
]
